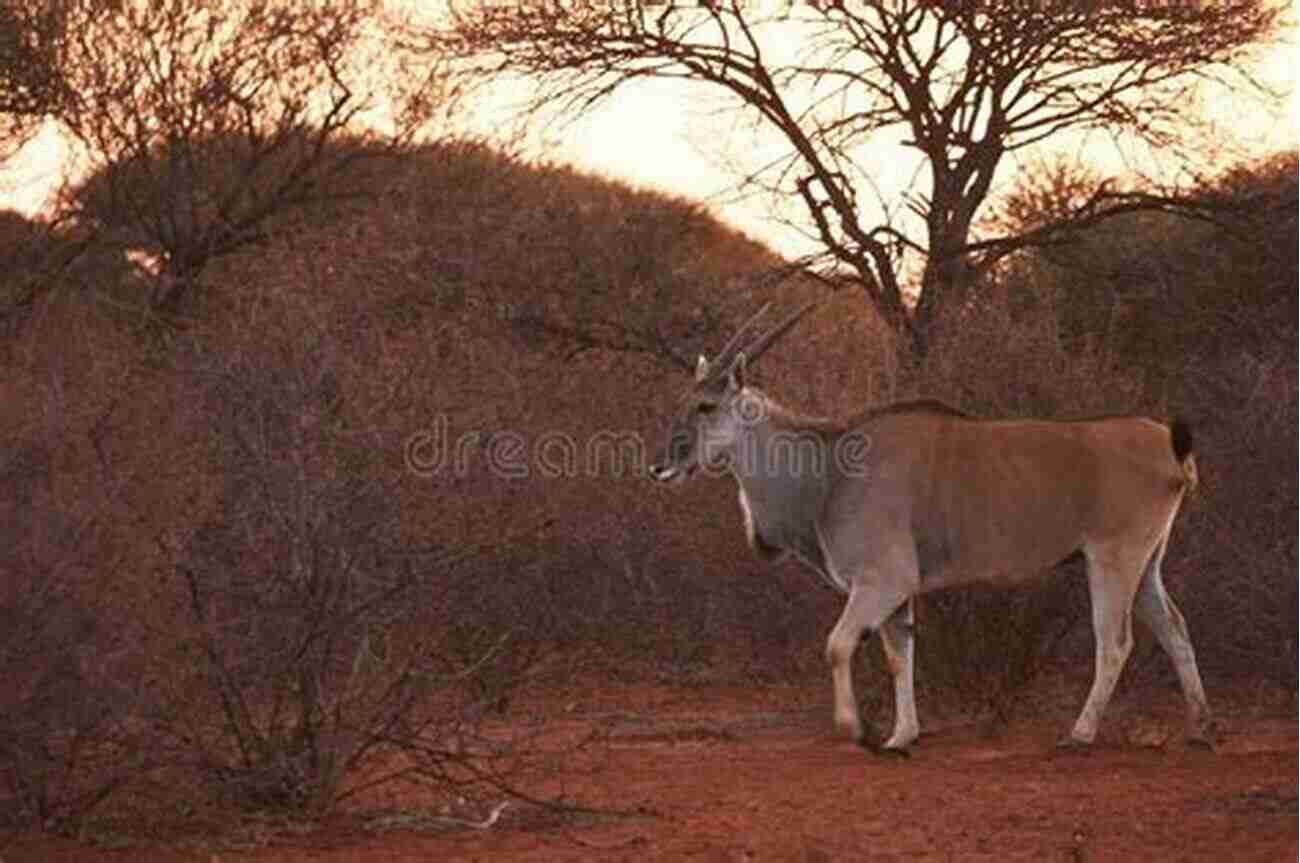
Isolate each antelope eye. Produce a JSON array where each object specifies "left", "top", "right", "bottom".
[{"left": 697, "top": 403, "right": 717, "bottom": 415}]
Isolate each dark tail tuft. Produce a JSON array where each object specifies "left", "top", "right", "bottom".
[{"left": 1170, "top": 417, "right": 1194, "bottom": 463}]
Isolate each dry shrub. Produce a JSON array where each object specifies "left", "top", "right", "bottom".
[
  {"left": 130, "top": 292, "right": 566, "bottom": 818},
  {"left": 0, "top": 386, "right": 146, "bottom": 834},
  {"left": 1169, "top": 320, "right": 1297, "bottom": 690},
  {"left": 0, "top": 499, "right": 137, "bottom": 833}
]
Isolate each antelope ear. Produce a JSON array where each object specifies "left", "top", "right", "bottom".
[
  {"left": 728, "top": 352, "right": 747, "bottom": 389},
  {"left": 694, "top": 354, "right": 710, "bottom": 383}
]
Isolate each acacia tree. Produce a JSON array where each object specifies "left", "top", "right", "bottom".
[
  {"left": 441, "top": 0, "right": 1279, "bottom": 357},
  {"left": 49, "top": 0, "right": 448, "bottom": 314}
]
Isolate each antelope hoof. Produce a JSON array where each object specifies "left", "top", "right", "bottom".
[
  {"left": 858, "top": 738, "right": 911, "bottom": 758},
  {"left": 883, "top": 728, "right": 919, "bottom": 752},
  {"left": 1188, "top": 717, "right": 1219, "bottom": 751},
  {"left": 1056, "top": 734, "right": 1093, "bottom": 752}
]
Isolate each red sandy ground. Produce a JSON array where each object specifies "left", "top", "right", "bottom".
[{"left": 12, "top": 683, "right": 1296, "bottom": 862}]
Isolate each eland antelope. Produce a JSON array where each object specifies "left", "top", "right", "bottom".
[{"left": 649, "top": 304, "right": 1213, "bottom": 752}]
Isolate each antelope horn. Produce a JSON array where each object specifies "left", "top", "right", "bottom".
[
  {"left": 711, "top": 302, "right": 772, "bottom": 372},
  {"left": 737, "top": 301, "right": 819, "bottom": 367}
]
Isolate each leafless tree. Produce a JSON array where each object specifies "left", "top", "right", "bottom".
[
  {"left": 439, "top": 0, "right": 1280, "bottom": 357},
  {"left": 50, "top": 0, "right": 450, "bottom": 315}
]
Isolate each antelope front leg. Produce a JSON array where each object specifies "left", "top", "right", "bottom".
[{"left": 826, "top": 585, "right": 909, "bottom": 746}]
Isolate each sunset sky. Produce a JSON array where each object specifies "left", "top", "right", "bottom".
[
  {"left": 1, "top": 10, "right": 1294, "bottom": 260},
  {"left": 535, "top": 27, "right": 1298, "bottom": 258}
]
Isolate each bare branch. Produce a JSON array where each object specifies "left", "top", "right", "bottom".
[{"left": 436, "top": 0, "right": 1281, "bottom": 357}]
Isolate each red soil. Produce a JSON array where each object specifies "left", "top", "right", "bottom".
[{"left": 12, "top": 684, "right": 1296, "bottom": 862}]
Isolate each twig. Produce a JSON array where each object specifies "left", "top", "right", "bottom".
[{"left": 365, "top": 800, "right": 511, "bottom": 832}]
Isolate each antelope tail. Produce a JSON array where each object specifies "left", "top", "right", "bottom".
[{"left": 1171, "top": 417, "right": 1198, "bottom": 492}]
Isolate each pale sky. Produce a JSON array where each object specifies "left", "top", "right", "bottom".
[{"left": 2, "top": 13, "right": 1295, "bottom": 262}]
